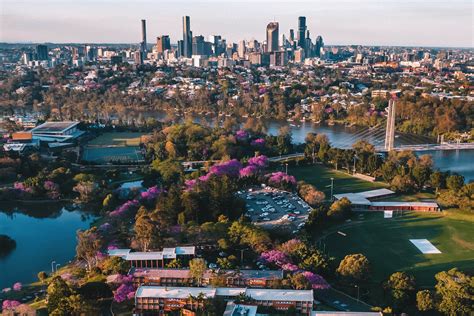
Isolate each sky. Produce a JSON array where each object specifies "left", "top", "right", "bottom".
[{"left": 1, "top": 0, "right": 473, "bottom": 47}]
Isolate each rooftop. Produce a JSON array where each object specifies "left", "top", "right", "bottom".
[
  {"left": 136, "top": 286, "right": 216, "bottom": 299},
  {"left": 135, "top": 286, "right": 314, "bottom": 302},
  {"left": 30, "top": 121, "right": 79, "bottom": 133},
  {"left": 246, "top": 288, "right": 314, "bottom": 302}
]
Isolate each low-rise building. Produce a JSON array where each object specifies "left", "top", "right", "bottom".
[
  {"left": 30, "top": 121, "right": 84, "bottom": 142},
  {"left": 132, "top": 268, "right": 284, "bottom": 288},
  {"left": 134, "top": 286, "right": 314, "bottom": 315},
  {"left": 108, "top": 246, "right": 195, "bottom": 268}
]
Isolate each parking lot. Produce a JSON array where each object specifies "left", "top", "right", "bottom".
[{"left": 238, "top": 186, "right": 312, "bottom": 231}]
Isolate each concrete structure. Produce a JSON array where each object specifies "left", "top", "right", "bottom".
[
  {"left": 30, "top": 121, "right": 83, "bottom": 142},
  {"left": 135, "top": 286, "right": 314, "bottom": 314}
]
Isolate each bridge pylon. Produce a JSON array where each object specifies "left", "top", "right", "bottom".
[{"left": 384, "top": 99, "right": 396, "bottom": 151}]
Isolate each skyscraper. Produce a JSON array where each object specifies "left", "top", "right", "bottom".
[
  {"left": 36, "top": 44, "right": 48, "bottom": 60},
  {"left": 141, "top": 19, "right": 147, "bottom": 54},
  {"left": 289, "top": 29, "right": 295, "bottom": 42},
  {"left": 297, "top": 16, "right": 306, "bottom": 48},
  {"left": 266, "top": 22, "right": 279, "bottom": 53},
  {"left": 156, "top": 36, "right": 171, "bottom": 53},
  {"left": 315, "top": 36, "right": 324, "bottom": 57},
  {"left": 182, "top": 16, "right": 192, "bottom": 58}
]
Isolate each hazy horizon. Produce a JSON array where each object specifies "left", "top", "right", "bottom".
[{"left": 1, "top": 0, "right": 473, "bottom": 47}]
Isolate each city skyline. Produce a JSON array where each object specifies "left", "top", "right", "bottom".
[{"left": 1, "top": 0, "right": 473, "bottom": 47}]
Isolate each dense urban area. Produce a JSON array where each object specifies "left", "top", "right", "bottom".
[{"left": 0, "top": 13, "right": 473, "bottom": 316}]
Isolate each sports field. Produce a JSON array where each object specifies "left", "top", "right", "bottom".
[
  {"left": 286, "top": 164, "right": 387, "bottom": 195},
  {"left": 82, "top": 132, "right": 146, "bottom": 163},
  {"left": 318, "top": 212, "right": 474, "bottom": 286},
  {"left": 87, "top": 132, "right": 145, "bottom": 147}
]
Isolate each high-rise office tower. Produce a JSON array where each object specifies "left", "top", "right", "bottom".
[
  {"left": 36, "top": 44, "right": 48, "bottom": 60},
  {"left": 182, "top": 16, "right": 192, "bottom": 58},
  {"left": 266, "top": 22, "right": 279, "bottom": 52},
  {"left": 192, "top": 35, "right": 205, "bottom": 56},
  {"left": 141, "top": 19, "right": 147, "bottom": 54},
  {"left": 315, "top": 35, "right": 324, "bottom": 57},
  {"left": 289, "top": 29, "right": 295, "bottom": 42},
  {"left": 156, "top": 36, "right": 171, "bottom": 53},
  {"left": 238, "top": 40, "right": 246, "bottom": 58},
  {"left": 297, "top": 16, "right": 306, "bottom": 48}
]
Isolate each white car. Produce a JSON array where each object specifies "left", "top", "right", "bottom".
[{"left": 263, "top": 217, "right": 271, "bottom": 221}]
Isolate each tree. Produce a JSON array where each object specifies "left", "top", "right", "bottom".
[
  {"left": 290, "top": 273, "right": 311, "bottom": 290},
  {"left": 47, "top": 276, "right": 72, "bottom": 313},
  {"left": 37, "top": 271, "right": 48, "bottom": 284},
  {"left": 416, "top": 290, "right": 435, "bottom": 312},
  {"left": 189, "top": 258, "right": 207, "bottom": 286},
  {"left": 385, "top": 272, "right": 416, "bottom": 310},
  {"left": 73, "top": 181, "right": 98, "bottom": 202},
  {"left": 134, "top": 215, "right": 161, "bottom": 251},
  {"left": 327, "top": 197, "right": 352, "bottom": 220},
  {"left": 298, "top": 182, "right": 325, "bottom": 206},
  {"left": 100, "top": 256, "right": 129, "bottom": 275},
  {"left": 435, "top": 268, "right": 473, "bottom": 315},
  {"left": 76, "top": 227, "right": 103, "bottom": 271},
  {"left": 446, "top": 174, "right": 465, "bottom": 192},
  {"left": 336, "top": 254, "right": 370, "bottom": 282},
  {"left": 430, "top": 171, "right": 446, "bottom": 193}
]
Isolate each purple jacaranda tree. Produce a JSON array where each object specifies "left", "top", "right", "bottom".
[
  {"left": 235, "top": 130, "right": 249, "bottom": 141},
  {"left": 109, "top": 199, "right": 139, "bottom": 217},
  {"left": 281, "top": 263, "right": 299, "bottom": 272},
  {"left": 259, "top": 250, "right": 291, "bottom": 266},
  {"left": 12, "top": 282, "right": 22, "bottom": 291},
  {"left": 266, "top": 172, "right": 297, "bottom": 189},
  {"left": 99, "top": 222, "right": 112, "bottom": 232},
  {"left": 140, "top": 186, "right": 161, "bottom": 201},
  {"left": 251, "top": 138, "right": 266, "bottom": 147},
  {"left": 248, "top": 155, "right": 268, "bottom": 169},
  {"left": 209, "top": 159, "right": 243, "bottom": 177},
  {"left": 239, "top": 165, "right": 258, "bottom": 178},
  {"left": 301, "top": 271, "right": 330, "bottom": 290},
  {"left": 2, "top": 300, "right": 21, "bottom": 310},
  {"left": 43, "top": 180, "right": 60, "bottom": 199},
  {"left": 113, "top": 275, "right": 135, "bottom": 303}
]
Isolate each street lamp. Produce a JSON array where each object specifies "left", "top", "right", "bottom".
[
  {"left": 330, "top": 177, "right": 334, "bottom": 202},
  {"left": 56, "top": 264, "right": 61, "bottom": 272},
  {"left": 285, "top": 163, "right": 289, "bottom": 174},
  {"left": 51, "top": 261, "right": 56, "bottom": 273},
  {"left": 355, "top": 284, "right": 360, "bottom": 302}
]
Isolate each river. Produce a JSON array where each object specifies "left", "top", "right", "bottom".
[
  {"left": 265, "top": 121, "right": 474, "bottom": 182},
  {"left": 0, "top": 203, "right": 95, "bottom": 289}
]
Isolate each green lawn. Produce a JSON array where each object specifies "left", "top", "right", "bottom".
[
  {"left": 87, "top": 132, "right": 145, "bottom": 147},
  {"left": 319, "top": 212, "right": 474, "bottom": 287},
  {"left": 286, "top": 164, "right": 387, "bottom": 195}
]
